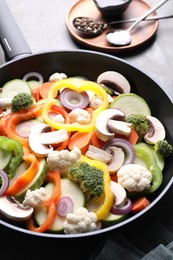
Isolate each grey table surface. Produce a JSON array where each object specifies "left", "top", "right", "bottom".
[{"left": 0, "top": 0, "right": 173, "bottom": 259}]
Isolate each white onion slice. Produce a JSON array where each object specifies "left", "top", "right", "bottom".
[
  {"left": 110, "top": 198, "right": 132, "bottom": 215},
  {"left": 56, "top": 196, "right": 74, "bottom": 217},
  {"left": 59, "top": 88, "right": 89, "bottom": 110},
  {"left": 23, "top": 72, "right": 44, "bottom": 86},
  {"left": 0, "top": 169, "right": 9, "bottom": 196}
]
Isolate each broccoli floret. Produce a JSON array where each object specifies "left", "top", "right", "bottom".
[
  {"left": 154, "top": 140, "right": 173, "bottom": 157},
  {"left": 68, "top": 162, "right": 104, "bottom": 197},
  {"left": 11, "top": 93, "right": 34, "bottom": 112},
  {"left": 100, "top": 84, "right": 115, "bottom": 95},
  {"left": 125, "top": 114, "right": 149, "bottom": 137}
]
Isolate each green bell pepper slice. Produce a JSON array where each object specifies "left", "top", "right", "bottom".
[
  {"left": 0, "top": 136, "right": 23, "bottom": 179},
  {"left": 134, "top": 142, "right": 163, "bottom": 193}
]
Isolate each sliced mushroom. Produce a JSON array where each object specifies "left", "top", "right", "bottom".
[
  {"left": 107, "top": 146, "right": 125, "bottom": 173},
  {"left": 95, "top": 108, "right": 125, "bottom": 142},
  {"left": 0, "top": 196, "right": 33, "bottom": 221},
  {"left": 110, "top": 181, "right": 127, "bottom": 207},
  {"left": 85, "top": 145, "right": 112, "bottom": 163},
  {"left": 97, "top": 71, "right": 131, "bottom": 95},
  {"left": 40, "top": 128, "right": 68, "bottom": 144},
  {"left": 0, "top": 97, "right": 13, "bottom": 109},
  {"left": 107, "top": 119, "right": 132, "bottom": 136},
  {"left": 144, "top": 115, "right": 166, "bottom": 144},
  {"left": 29, "top": 123, "right": 68, "bottom": 157}
]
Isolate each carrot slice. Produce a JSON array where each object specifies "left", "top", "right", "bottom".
[
  {"left": 131, "top": 196, "right": 150, "bottom": 213},
  {"left": 126, "top": 128, "right": 139, "bottom": 145},
  {"left": 39, "top": 82, "right": 52, "bottom": 99},
  {"left": 115, "top": 128, "right": 139, "bottom": 145},
  {"left": 0, "top": 117, "right": 7, "bottom": 136},
  {"left": 32, "top": 85, "right": 40, "bottom": 102},
  {"left": 85, "top": 107, "right": 93, "bottom": 117},
  {"left": 53, "top": 132, "right": 71, "bottom": 151},
  {"left": 91, "top": 131, "right": 105, "bottom": 148},
  {"left": 68, "top": 131, "right": 92, "bottom": 155}
]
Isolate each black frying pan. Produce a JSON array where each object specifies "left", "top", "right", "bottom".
[{"left": 0, "top": 0, "right": 173, "bottom": 239}]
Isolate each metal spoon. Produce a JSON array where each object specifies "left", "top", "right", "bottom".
[
  {"left": 73, "top": 14, "right": 173, "bottom": 37},
  {"left": 106, "top": 0, "right": 169, "bottom": 46}
]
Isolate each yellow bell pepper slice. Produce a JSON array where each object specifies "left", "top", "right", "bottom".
[
  {"left": 81, "top": 155, "right": 114, "bottom": 221},
  {"left": 42, "top": 79, "right": 109, "bottom": 132}
]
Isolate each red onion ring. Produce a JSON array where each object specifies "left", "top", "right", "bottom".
[
  {"left": 59, "top": 88, "right": 89, "bottom": 110},
  {"left": 16, "top": 121, "right": 36, "bottom": 138},
  {"left": 110, "top": 198, "right": 132, "bottom": 215},
  {"left": 102, "top": 138, "right": 135, "bottom": 165},
  {"left": 0, "top": 169, "right": 9, "bottom": 196},
  {"left": 56, "top": 196, "right": 74, "bottom": 217}
]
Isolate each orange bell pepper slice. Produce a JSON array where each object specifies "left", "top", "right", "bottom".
[
  {"left": 5, "top": 153, "right": 39, "bottom": 196},
  {"left": 26, "top": 170, "right": 61, "bottom": 233},
  {"left": 5, "top": 105, "right": 42, "bottom": 148},
  {"left": 44, "top": 170, "right": 61, "bottom": 206},
  {"left": 25, "top": 202, "right": 57, "bottom": 233}
]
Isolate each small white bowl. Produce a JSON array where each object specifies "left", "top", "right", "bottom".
[{"left": 93, "top": 0, "right": 132, "bottom": 20}]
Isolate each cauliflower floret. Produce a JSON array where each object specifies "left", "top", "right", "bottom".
[
  {"left": 47, "top": 147, "right": 81, "bottom": 174},
  {"left": 63, "top": 207, "right": 98, "bottom": 234},
  {"left": 49, "top": 72, "right": 67, "bottom": 83},
  {"left": 69, "top": 108, "right": 91, "bottom": 125},
  {"left": 117, "top": 164, "right": 152, "bottom": 192},
  {"left": 23, "top": 187, "right": 47, "bottom": 208},
  {"left": 51, "top": 114, "right": 65, "bottom": 123},
  {"left": 89, "top": 96, "right": 103, "bottom": 110}
]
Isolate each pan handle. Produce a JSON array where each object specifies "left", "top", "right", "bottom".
[{"left": 0, "top": 0, "right": 31, "bottom": 61}]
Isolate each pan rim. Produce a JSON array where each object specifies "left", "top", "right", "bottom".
[{"left": 0, "top": 49, "right": 173, "bottom": 238}]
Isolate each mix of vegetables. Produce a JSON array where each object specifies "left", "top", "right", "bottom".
[{"left": 0, "top": 70, "right": 172, "bottom": 235}]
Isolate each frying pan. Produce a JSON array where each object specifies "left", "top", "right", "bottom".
[{"left": 0, "top": 0, "right": 173, "bottom": 239}]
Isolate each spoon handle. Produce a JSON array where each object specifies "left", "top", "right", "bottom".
[
  {"left": 128, "top": 0, "right": 169, "bottom": 31},
  {"left": 109, "top": 14, "right": 173, "bottom": 25}
]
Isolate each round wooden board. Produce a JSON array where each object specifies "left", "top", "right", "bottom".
[{"left": 66, "top": 0, "right": 159, "bottom": 53}]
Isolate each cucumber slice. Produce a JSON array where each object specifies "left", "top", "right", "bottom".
[
  {"left": 34, "top": 178, "right": 85, "bottom": 233},
  {"left": 0, "top": 79, "right": 32, "bottom": 98},
  {"left": 28, "top": 80, "right": 39, "bottom": 89},
  {"left": 101, "top": 212, "right": 126, "bottom": 227},
  {"left": 109, "top": 93, "right": 151, "bottom": 116},
  {"left": 0, "top": 147, "right": 12, "bottom": 169},
  {"left": 15, "top": 159, "right": 48, "bottom": 201}
]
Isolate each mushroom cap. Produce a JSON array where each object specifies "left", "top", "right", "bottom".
[
  {"left": 97, "top": 71, "right": 131, "bottom": 94},
  {"left": 107, "top": 146, "right": 125, "bottom": 173},
  {"left": 95, "top": 108, "right": 125, "bottom": 142},
  {"left": 28, "top": 123, "right": 68, "bottom": 157},
  {"left": 110, "top": 181, "right": 127, "bottom": 207},
  {"left": 0, "top": 196, "right": 33, "bottom": 221},
  {"left": 144, "top": 115, "right": 166, "bottom": 144}
]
